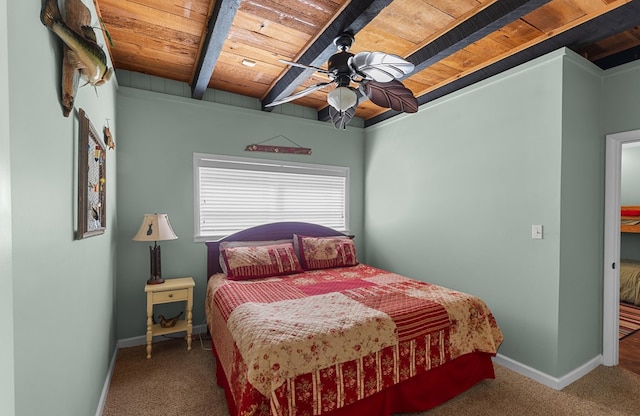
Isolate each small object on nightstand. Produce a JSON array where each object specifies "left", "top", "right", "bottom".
[
  {"left": 159, "top": 311, "right": 183, "bottom": 328},
  {"left": 144, "top": 277, "right": 194, "bottom": 359}
]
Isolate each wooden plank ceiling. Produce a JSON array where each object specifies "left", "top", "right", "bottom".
[{"left": 95, "top": 0, "right": 640, "bottom": 127}]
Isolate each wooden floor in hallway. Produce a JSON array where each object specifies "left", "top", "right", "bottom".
[{"left": 619, "top": 329, "right": 640, "bottom": 375}]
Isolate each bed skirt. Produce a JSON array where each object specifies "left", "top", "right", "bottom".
[{"left": 211, "top": 340, "right": 495, "bottom": 416}]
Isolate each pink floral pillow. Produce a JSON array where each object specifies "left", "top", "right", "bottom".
[
  {"left": 219, "top": 239, "right": 292, "bottom": 274},
  {"left": 296, "top": 235, "right": 358, "bottom": 270},
  {"left": 221, "top": 243, "right": 303, "bottom": 280}
]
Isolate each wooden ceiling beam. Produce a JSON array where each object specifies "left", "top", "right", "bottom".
[
  {"left": 319, "top": 0, "right": 551, "bottom": 122},
  {"left": 261, "top": 0, "right": 395, "bottom": 111},
  {"left": 191, "top": 0, "right": 241, "bottom": 100},
  {"left": 365, "top": 0, "right": 640, "bottom": 127},
  {"left": 595, "top": 45, "right": 640, "bottom": 70},
  {"left": 405, "top": 0, "right": 552, "bottom": 75}
]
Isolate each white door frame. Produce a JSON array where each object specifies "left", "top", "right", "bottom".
[{"left": 603, "top": 129, "right": 640, "bottom": 365}]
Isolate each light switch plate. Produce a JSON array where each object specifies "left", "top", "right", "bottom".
[{"left": 532, "top": 224, "right": 543, "bottom": 240}]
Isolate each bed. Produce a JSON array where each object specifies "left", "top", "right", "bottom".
[
  {"left": 620, "top": 206, "right": 640, "bottom": 233},
  {"left": 620, "top": 207, "right": 640, "bottom": 306},
  {"left": 205, "top": 222, "right": 503, "bottom": 416},
  {"left": 621, "top": 260, "right": 640, "bottom": 306}
]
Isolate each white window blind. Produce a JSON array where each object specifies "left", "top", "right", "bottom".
[{"left": 194, "top": 153, "right": 349, "bottom": 240}]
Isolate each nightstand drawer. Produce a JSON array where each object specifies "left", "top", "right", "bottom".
[{"left": 153, "top": 288, "right": 188, "bottom": 303}]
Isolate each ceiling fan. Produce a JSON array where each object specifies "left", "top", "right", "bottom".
[{"left": 264, "top": 34, "right": 419, "bottom": 129}]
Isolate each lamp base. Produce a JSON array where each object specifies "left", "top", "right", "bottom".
[
  {"left": 147, "top": 244, "right": 164, "bottom": 285},
  {"left": 147, "top": 276, "right": 165, "bottom": 285}
]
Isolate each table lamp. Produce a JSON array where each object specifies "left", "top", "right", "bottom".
[{"left": 132, "top": 213, "right": 178, "bottom": 284}]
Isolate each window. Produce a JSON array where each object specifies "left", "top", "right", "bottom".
[{"left": 194, "top": 153, "right": 349, "bottom": 241}]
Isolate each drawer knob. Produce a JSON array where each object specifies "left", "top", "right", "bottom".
[{"left": 168, "top": 293, "right": 173, "bottom": 298}]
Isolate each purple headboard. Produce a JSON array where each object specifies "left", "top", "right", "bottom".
[{"left": 206, "top": 222, "right": 351, "bottom": 279}]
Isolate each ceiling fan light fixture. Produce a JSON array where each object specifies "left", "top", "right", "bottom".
[{"left": 327, "top": 86, "right": 357, "bottom": 111}]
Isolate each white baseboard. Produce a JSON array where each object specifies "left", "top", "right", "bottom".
[
  {"left": 95, "top": 345, "right": 119, "bottom": 416},
  {"left": 493, "top": 353, "right": 602, "bottom": 390},
  {"left": 117, "top": 324, "right": 208, "bottom": 348}
]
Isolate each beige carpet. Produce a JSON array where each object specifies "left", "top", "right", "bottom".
[{"left": 103, "top": 338, "right": 640, "bottom": 415}]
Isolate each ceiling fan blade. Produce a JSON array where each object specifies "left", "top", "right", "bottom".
[
  {"left": 328, "top": 105, "right": 356, "bottom": 130},
  {"left": 361, "top": 80, "right": 418, "bottom": 113},
  {"left": 264, "top": 82, "right": 333, "bottom": 107},
  {"left": 278, "top": 59, "right": 332, "bottom": 75},
  {"left": 350, "top": 52, "right": 414, "bottom": 82}
]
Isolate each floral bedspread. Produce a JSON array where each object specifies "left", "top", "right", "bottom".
[{"left": 206, "top": 264, "right": 503, "bottom": 416}]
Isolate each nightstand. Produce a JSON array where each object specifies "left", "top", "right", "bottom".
[{"left": 144, "top": 277, "right": 195, "bottom": 359}]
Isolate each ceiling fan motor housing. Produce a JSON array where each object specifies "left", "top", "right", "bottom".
[{"left": 328, "top": 51, "right": 355, "bottom": 86}]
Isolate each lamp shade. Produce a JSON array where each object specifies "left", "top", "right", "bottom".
[
  {"left": 327, "top": 86, "right": 357, "bottom": 111},
  {"left": 132, "top": 214, "right": 178, "bottom": 242}
]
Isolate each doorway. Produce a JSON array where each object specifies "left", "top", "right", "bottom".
[{"left": 603, "top": 129, "right": 640, "bottom": 366}]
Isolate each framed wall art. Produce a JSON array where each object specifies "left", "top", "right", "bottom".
[{"left": 77, "top": 108, "right": 106, "bottom": 239}]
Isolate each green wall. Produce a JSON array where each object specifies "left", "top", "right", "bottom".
[
  {"left": 621, "top": 146, "right": 640, "bottom": 207},
  {"left": 363, "top": 49, "right": 603, "bottom": 377},
  {"left": 115, "top": 86, "right": 365, "bottom": 339},
  {"left": 620, "top": 146, "right": 640, "bottom": 259},
  {"left": 0, "top": 0, "right": 15, "bottom": 415},
  {"left": 557, "top": 56, "right": 603, "bottom": 375},
  {"left": 603, "top": 61, "right": 640, "bottom": 135},
  {"left": 7, "top": 1, "right": 118, "bottom": 415}
]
